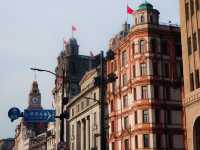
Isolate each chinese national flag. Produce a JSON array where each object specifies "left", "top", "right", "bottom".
[
  {"left": 72, "top": 25, "right": 77, "bottom": 31},
  {"left": 127, "top": 5, "right": 134, "bottom": 14}
]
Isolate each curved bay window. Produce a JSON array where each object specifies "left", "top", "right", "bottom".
[
  {"left": 139, "top": 40, "right": 146, "bottom": 53},
  {"left": 194, "top": 117, "right": 200, "bottom": 150}
]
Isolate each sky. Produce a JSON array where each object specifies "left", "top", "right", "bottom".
[{"left": 0, "top": 0, "right": 179, "bottom": 138}]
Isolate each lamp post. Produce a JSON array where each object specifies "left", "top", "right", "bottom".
[{"left": 30, "top": 67, "right": 68, "bottom": 146}]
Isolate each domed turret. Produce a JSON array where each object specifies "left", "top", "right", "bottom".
[
  {"left": 138, "top": 2, "right": 153, "bottom": 10},
  {"left": 64, "top": 37, "right": 79, "bottom": 56},
  {"left": 134, "top": 1, "right": 160, "bottom": 25}
]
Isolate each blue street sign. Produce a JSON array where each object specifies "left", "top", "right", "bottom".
[
  {"left": 24, "top": 109, "right": 56, "bottom": 123},
  {"left": 8, "top": 107, "right": 21, "bottom": 121}
]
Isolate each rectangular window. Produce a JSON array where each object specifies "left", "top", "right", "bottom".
[
  {"left": 196, "top": 0, "right": 199, "bottom": 10},
  {"left": 166, "top": 134, "right": 173, "bottom": 148},
  {"left": 186, "top": 3, "right": 189, "bottom": 20},
  {"left": 166, "top": 110, "right": 172, "bottom": 124},
  {"left": 154, "top": 85, "right": 159, "bottom": 99},
  {"left": 111, "top": 121, "right": 115, "bottom": 132},
  {"left": 123, "top": 95, "right": 128, "bottom": 108},
  {"left": 143, "top": 110, "right": 149, "bottom": 123},
  {"left": 72, "top": 125, "right": 74, "bottom": 136},
  {"left": 72, "top": 108, "right": 74, "bottom": 116},
  {"left": 110, "top": 101, "right": 114, "bottom": 112},
  {"left": 110, "top": 61, "right": 114, "bottom": 73},
  {"left": 164, "top": 63, "right": 170, "bottom": 78},
  {"left": 112, "top": 142, "right": 115, "bottom": 150},
  {"left": 124, "top": 116, "right": 129, "bottom": 129},
  {"left": 188, "top": 37, "right": 192, "bottom": 55},
  {"left": 133, "top": 88, "right": 137, "bottom": 101},
  {"left": 122, "top": 51, "right": 128, "bottom": 67},
  {"left": 122, "top": 73, "right": 128, "bottom": 87},
  {"left": 163, "top": 86, "right": 170, "bottom": 100},
  {"left": 124, "top": 139, "right": 129, "bottom": 150},
  {"left": 155, "top": 109, "right": 160, "bottom": 124},
  {"left": 81, "top": 101, "right": 84, "bottom": 110},
  {"left": 156, "top": 134, "right": 161, "bottom": 148},
  {"left": 193, "top": 32, "right": 197, "bottom": 51},
  {"left": 190, "top": 73, "right": 195, "bottom": 91},
  {"left": 135, "top": 135, "right": 138, "bottom": 148},
  {"left": 140, "top": 63, "right": 147, "bottom": 76},
  {"left": 143, "top": 134, "right": 150, "bottom": 148},
  {"left": 161, "top": 40, "right": 168, "bottom": 55},
  {"left": 142, "top": 86, "right": 148, "bottom": 99},
  {"left": 114, "top": 60, "right": 117, "bottom": 71},
  {"left": 191, "top": 0, "right": 194, "bottom": 15},
  {"left": 153, "top": 62, "right": 158, "bottom": 76},
  {"left": 133, "top": 65, "right": 136, "bottom": 78},
  {"left": 175, "top": 43, "right": 182, "bottom": 57},
  {"left": 195, "top": 70, "right": 200, "bottom": 88},
  {"left": 135, "top": 111, "right": 138, "bottom": 124}
]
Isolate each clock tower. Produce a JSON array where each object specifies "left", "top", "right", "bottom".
[{"left": 28, "top": 81, "right": 42, "bottom": 109}]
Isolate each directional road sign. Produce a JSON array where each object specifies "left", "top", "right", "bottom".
[
  {"left": 24, "top": 109, "right": 56, "bottom": 123},
  {"left": 8, "top": 107, "right": 21, "bottom": 122}
]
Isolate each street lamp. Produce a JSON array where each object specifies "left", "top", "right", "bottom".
[{"left": 30, "top": 67, "right": 69, "bottom": 146}]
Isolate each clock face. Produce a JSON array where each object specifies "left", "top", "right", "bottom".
[{"left": 32, "top": 97, "right": 40, "bottom": 104}]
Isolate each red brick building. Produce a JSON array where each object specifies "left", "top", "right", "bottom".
[{"left": 107, "top": 2, "right": 185, "bottom": 150}]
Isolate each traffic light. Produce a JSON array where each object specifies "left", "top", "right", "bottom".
[
  {"left": 94, "top": 76, "right": 101, "bottom": 86},
  {"left": 107, "top": 73, "right": 118, "bottom": 83}
]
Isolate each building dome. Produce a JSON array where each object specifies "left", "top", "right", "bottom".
[{"left": 138, "top": 1, "right": 153, "bottom": 10}]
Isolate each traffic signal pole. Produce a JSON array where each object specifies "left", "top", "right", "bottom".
[
  {"left": 60, "top": 68, "right": 65, "bottom": 142},
  {"left": 99, "top": 51, "right": 107, "bottom": 150}
]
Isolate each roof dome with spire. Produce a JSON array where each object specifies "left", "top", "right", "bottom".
[{"left": 138, "top": 1, "right": 153, "bottom": 10}]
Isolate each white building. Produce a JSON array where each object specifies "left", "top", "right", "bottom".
[{"left": 67, "top": 69, "right": 101, "bottom": 150}]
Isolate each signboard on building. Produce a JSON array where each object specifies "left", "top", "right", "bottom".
[{"left": 24, "top": 109, "right": 55, "bottom": 123}]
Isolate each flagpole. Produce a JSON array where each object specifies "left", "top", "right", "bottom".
[{"left": 126, "top": 0, "right": 128, "bottom": 23}]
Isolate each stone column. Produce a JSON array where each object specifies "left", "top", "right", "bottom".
[
  {"left": 86, "top": 117, "right": 89, "bottom": 150},
  {"left": 81, "top": 120, "right": 84, "bottom": 150}
]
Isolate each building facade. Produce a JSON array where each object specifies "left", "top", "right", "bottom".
[
  {"left": 46, "top": 123, "right": 56, "bottom": 150},
  {"left": 53, "top": 37, "right": 99, "bottom": 148},
  {"left": 180, "top": 0, "right": 200, "bottom": 149},
  {"left": 67, "top": 69, "right": 101, "bottom": 150},
  {"left": 107, "top": 2, "right": 185, "bottom": 150}
]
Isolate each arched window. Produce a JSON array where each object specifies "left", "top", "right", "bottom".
[
  {"left": 139, "top": 40, "right": 146, "bottom": 53},
  {"left": 194, "top": 117, "right": 200, "bottom": 150},
  {"left": 141, "top": 15, "right": 145, "bottom": 23},
  {"left": 150, "top": 39, "right": 157, "bottom": 52}
]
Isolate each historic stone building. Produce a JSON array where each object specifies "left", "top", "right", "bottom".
[
  {"left": 107, "top": 2, "right": 185, "bottom": 150},
  {"left": 180, "top": 0, "right": 200, "bottom": 149},
  {"left": 13, "top": 81, "right": 47, "bottom": 150},
  {"left": 54, "top": 37, "right": 99, "bottom": 148},
  {"left": 67, "top": 69, "right": 101, "bottom": 150}
]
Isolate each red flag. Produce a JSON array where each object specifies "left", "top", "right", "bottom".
[
  {"left": 72, "top": 25, "right": 77, "bottom": 31},
  {"left": 127, "top": 5, "right": 134, "bottom": 14}
]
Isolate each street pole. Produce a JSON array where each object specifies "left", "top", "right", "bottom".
[
  {"left": 99, "top": 51, "right": 107, "bottom": 150},
  {"left": 60, "top": 68, "right": 65, "bottom": 142}
]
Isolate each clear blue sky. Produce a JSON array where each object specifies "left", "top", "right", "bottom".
[{"left": 0, "top": 0, "right": 179, "bottom": 138}]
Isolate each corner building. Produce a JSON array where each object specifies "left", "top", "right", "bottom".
[
  {"left": 107, "top": 2, "right": 185, "bottom": 150},
  {"left": 180, "top": 0, "right": 200, "bottom": 149}
]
